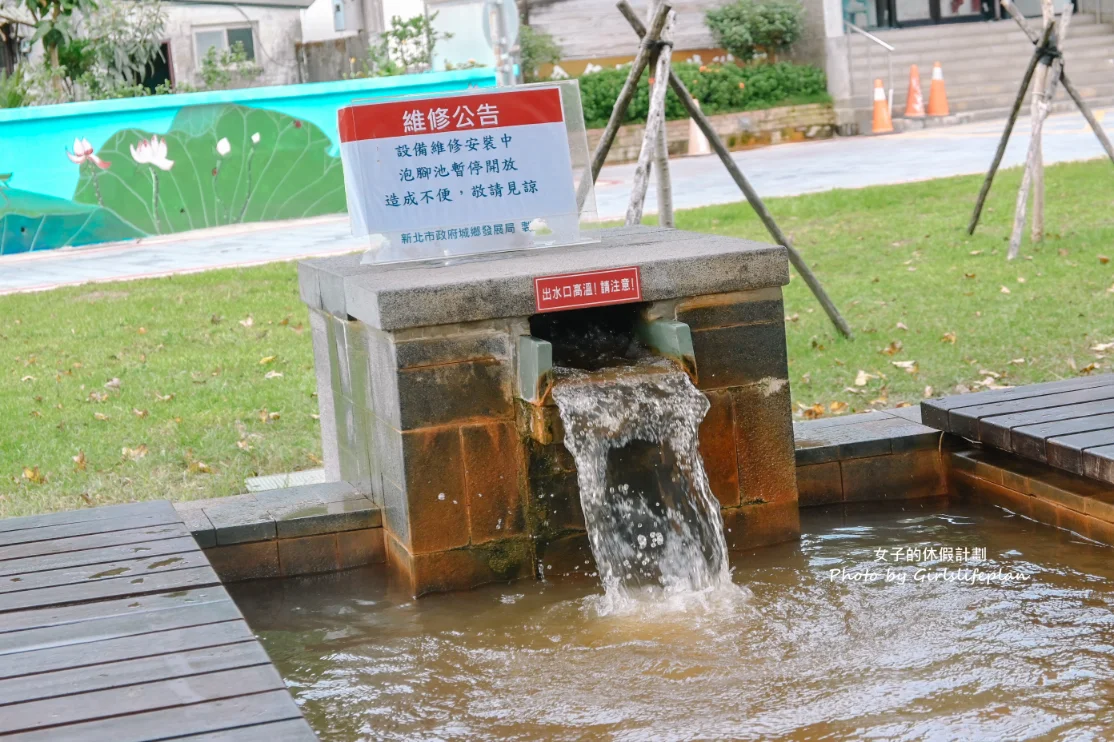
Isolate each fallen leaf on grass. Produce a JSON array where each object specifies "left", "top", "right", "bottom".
[
  {"left": 104, "top": 377, "right": 121, "bottom": 391},
  {"left": 137, "top": 327, "right": 147, "bottom": 335},
  {"left": 236, "top": 440, "right": 252, "bottom": 451},
  {"left": 798, "top": 402, "right": 825, "bottom": 419},
  {"left": 964, "top": 273, "right": 976, "bottom": 279},
  {"left": 801, "top": 372, "right": 811, "bottom": 385},
  {"left": 830, "top": 401, "right": 849, "bottom": 414},
  {"left": 880, "top": 341, "right": 903, "bottom": 356},
  {"left": 239, "top": 316, "right": 254, "bottom": 328},
  {"left": 1008, "top": 358, "right": 1026, "bottom": 365},
  {"left": 79, "top": 493, "right": 94, "bottom": 506},
  {"left": 310, "top": 413, "right": 320, "bottom": 421},
  {"left": 1100, "top": 255, "right": 1111, "bottom": 265},
  {"left": 970, "top": 250, "right": 982, "bottom": 255},
  {"left": 941, "top": 332, "right": 957, "bottom": 344},
  {"left": 1081, "top": 363, "right": 1100, "bottom": 375},
  {"left": 895, "top": 402, "right": 913, "bottom": 408},
  {"left": 924, "top": 386, "right": 934, "bottom": 398},
  {"left": 259, "top": 355, "right": 276, "bottom": 365},
  {"left": 88, "top": 391, "right": 107, "bottom": 403},
  {"left": 29, "top": 410, "right": 41, "bottom": 418},
  {"left": 264, "top": 371, "right": 283, "bottom": 380},
  {"left": 121, "top": 445, "right": 148, "bottom": 460},
  {"left": 307, "top": 453, "right": 324, "bottom": 466},
  {"left": 279, "top": 316, "right": 291, "bottom": 326},
  {"left": 22, "top": 467, "right": 45, "bottom": 484},
  {"left": 93, "top": 412, "right": 109, "bottom": 421},
  {"left": 20, "top": 375, "right": 34, "bottom": 382},
  {"left": 189, "top": 461, "right": 211, "bottom": 474},
  {"left": 133, "top": 408, "right": 148, "bottom": 418},
  {"left": 73, "top": 450, "right": 86, "bottom": 471},
  {"left": 154, "top": 392, "right": 175, "bottom": 402},
  {"left": 854, "top": 369, "right": 877, "bottom": 386},
  {"left": 210, "top": 314, "right": 222, "bottom": 325},
  {"left": 1092, "top": 343, "right": 1114, "bottom": 352},
  {"left": 1017, "top": 277, "right": 1026, "bottom": 284},
  {"left": 896, "top": 322, "right": 909, "bottom": 331},
  {"left": 892, "top": 360, "right": 919, "bottom": 374},
  {"left": 844, "top": 386, "right": 864, "bottom": 395},
  {"left": 978, "top": 369, "right": 1001, "bottom": 379},
  {"left": 1000, "top": 286, "right": 1011, "bottom": 295},
  {"left": 785, "top": 313, "right": 800, "bottom": 323}
]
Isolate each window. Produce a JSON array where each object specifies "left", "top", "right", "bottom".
[{"left": 194, "top": 27, "right": 256, "bottom": 62}]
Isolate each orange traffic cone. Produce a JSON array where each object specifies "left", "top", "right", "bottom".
[
  {"left": 927, "top": 61, "right": 949, "bottom": 116},
  {"left": 904, "top": 65, "right": 925, "bottom": 118},
  {"left": 872, "top": 79, "right": 893, "bottom": 134}
]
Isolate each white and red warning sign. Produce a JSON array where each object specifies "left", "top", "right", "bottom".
[
  {"left": 338, "top": 87, "right": 578, "bottom": 247},
  {"left": 534, "top": 267, "right": 643, "bottom": 313}
]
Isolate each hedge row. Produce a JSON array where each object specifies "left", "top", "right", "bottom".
[{"left": 578, "top": 62, "right": 829, "bottom": 129}]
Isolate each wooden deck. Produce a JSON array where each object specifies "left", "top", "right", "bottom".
[
  {"left": 0, "top": 500, "right": 316, "bottom": 741},
  {"left": 921, "top": 374, "right": 1114, "bottom": 484}
]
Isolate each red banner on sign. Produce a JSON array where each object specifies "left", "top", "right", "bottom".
[
  {"left": 534, "top": 267, "right": 642, "bottom": 313},
  {"left": 338, "top": 88, "right": 564, "bottom": 143}
]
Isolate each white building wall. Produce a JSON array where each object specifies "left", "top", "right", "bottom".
[{"left": 164, "top": 3, "right": 304, "bottom": 86}]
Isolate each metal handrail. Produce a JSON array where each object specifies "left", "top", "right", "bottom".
[{"left": 844, "top": 20, "right": 895, "bottom": 114}]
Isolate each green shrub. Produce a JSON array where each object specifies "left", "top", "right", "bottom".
[
  {"left": 705, "top": 0, "right": 804, "bottom": 62},
  {"left": 520, "top": 25, "right": 562, "bottom": 83},
  {"left": 577, "top": 61, "right": 828, "bottom": 129}
]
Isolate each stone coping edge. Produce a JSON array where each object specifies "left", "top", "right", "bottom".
[{"left": 173, "top": 481, "right": 381, "bottom": 549}]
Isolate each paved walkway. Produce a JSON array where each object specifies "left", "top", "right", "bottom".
[{"left": 1, "top": 107, "right": 1110, "bottom": 295}]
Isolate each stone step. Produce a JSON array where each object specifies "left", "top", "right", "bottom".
[
  {"left": 850, "top": 38, "right": 1114, "bottom": 75},
  {"left": 849, "top": 17, "right": 1109, "bottom": 51},
  {"left": 848, "top": 13, "right": 1099, "bottom": 44}
]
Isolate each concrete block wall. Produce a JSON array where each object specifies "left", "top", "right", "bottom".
[{"left": 586, "top": 104, "right": 837, "bottom": 165}]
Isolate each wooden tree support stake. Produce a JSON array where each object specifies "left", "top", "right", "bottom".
[
  {"left": 1010, "top": 5, "right": 1072, "bottom": 259},
  {"left": 574, "top": 2, "right": 672, "bottom": 212},
  {"left": 967, "top": 23, "right": 1054, "bottom": 235},
  {"left": 625, "top": 7, "right": 675, "bottom": 225},
  {"left": 615, "top": 0, "right": 854, "bottom": 339},
  {"left": 1002, "top": 0, "right": 1114, "bottom": 165}
]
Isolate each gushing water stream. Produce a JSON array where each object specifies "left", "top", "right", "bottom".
[{"left": 551, "top": 362, "right": 736, "bottom": 610}]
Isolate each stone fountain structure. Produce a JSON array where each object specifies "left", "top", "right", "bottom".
[{"left": 299, "top": 225, "right": 800, "bottom": 595}]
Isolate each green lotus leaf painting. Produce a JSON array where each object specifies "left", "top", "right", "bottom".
[
  {"left": 1, "top": 188, "right": 145, "bottom": 255},
  {"left": 71, "top": 103, "right": 347, "bottom": 238}
]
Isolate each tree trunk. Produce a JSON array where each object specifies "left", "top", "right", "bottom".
[{"left": 625, "top": 10, "right": 675, "bottom": 225}]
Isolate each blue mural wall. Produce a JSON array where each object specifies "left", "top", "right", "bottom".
[{"left": 0, "top": 69, "right": 496, "bottom": 256}]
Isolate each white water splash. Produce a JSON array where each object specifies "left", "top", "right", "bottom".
[{"left": 552, "top": 362, "right": 739, "bottom": 614}]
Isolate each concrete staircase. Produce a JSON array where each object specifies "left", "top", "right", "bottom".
[{"left": 846, "top": 15, "right": 1114, "bottom": 131}]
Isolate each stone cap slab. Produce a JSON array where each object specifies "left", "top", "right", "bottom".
[{"left": 299, "top": 226, "right": 789, "bottom": 330}]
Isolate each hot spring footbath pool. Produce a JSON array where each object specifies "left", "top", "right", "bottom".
[{"left": 232, "top": 501, "right": 1114, "bottom": 741}]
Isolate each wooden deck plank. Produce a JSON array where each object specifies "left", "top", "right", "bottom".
[
  {"left": 0, "top": 524, "right": 190, "bottom": 563},
  {"left": 949, "top": 386, "right": 1114, "bottom": 440},
  {"left": 0, "top": 640, "right": 270, "bottom": 706},
  {"left": 921, "top": 374, "right": 1114, "bottom": 427},
  {"left": 0, "top": 501, "right": 177, "bottom": 535},
  {"left": 168, "top": 719, "right": 318, "bottom": 741},
  {"left": 1046, "top": 429, "right": 1114, "bottom": 474},
  {"left": 0, "top": 536, "right": 199, "bottom": 578},
  {"left": 0, "top": 666, "right": 288, "bottom": 735},
  {"left": 977, "top": 397, "right": 1114, "bottom": 451},
  {"left": 0, "top": 618, "right": 252, "bottom": 678},
  {"left": 1010, "top": 412, "right": 1114, "bottom": 462},
  {"left": 0, "top": 565, "right": 221, "bottom": 614},
  {"left": 0, "top": 500, "right": 311, "bottom": 741},
  {"left": 0, "top": 511, "right": 183, "bottom": 549},
  {"left": 1083, "top": 444, "right": 1114, "bottom": 484},
  {"left": 3, "top": 690, "right": 306, "bottom": 742},
  {"left": 0, "top": 586, "right": 230, "bottom": 636},
  {"left": 0, "top": 550, "right": 210, "bottom": 596}
]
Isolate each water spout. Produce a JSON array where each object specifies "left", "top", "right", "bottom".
[{"left": 552, "top": 362, "right": 735, "bottom": 611}]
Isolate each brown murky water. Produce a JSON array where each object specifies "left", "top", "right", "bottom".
[{"left": 233, "top": 502, "right": 1114, "bottom": 741}]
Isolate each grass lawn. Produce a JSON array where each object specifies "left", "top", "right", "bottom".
[{"left": 2, "top": 158, "right": 1113, "bottom": 517}]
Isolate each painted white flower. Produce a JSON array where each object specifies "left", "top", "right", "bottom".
[
  {"left": 130, "top": 135, "right": 174, "bottom": 171},
  {"left": 66, "top": 138, "right": 110, "bottom": 169},
  {"left": 251, "top": 132, "right": 260, "bottom": 144},
  {"left": 216, "top": 137, "right": 231, "bottom": 157}
]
